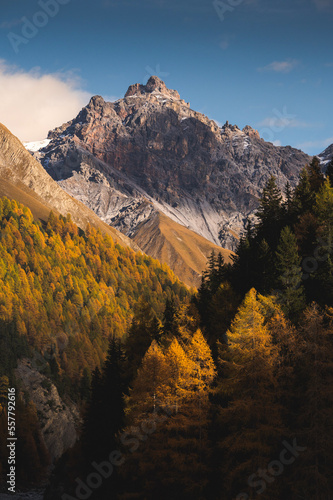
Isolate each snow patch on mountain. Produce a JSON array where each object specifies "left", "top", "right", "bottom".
[{"left": 23, "top": 139, "right": 51, "bottom": 152}]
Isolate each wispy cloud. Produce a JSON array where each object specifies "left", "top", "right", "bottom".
[
  {"left": 258, "top": 59, "right": 299, "bottom": 73},
  {"left": 296, "top": 136, "right": 333, "bottom": 152},
  {"left": 258, "top": 117, "right": 312, "bottom": 129},
  {"left": 0, "top": 61, "right": 91, "bottom": 141}
]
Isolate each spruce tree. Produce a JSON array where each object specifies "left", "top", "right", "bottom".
[
  {"left": 290, "top": 305, "right": 333, "bottom": 498},
  {"left": 275, "top": 226, "right": 305, "bottom": 320},
  {"left": 82, "top": 338, "right": 127, "bottom": 499},
  {"left": 307, "top": 156, "right": 325, "bottom": 193},
  {"left": 125, "top": 298, "right": 161, "bottom": 378},
  {"left": 293, "top": 167, "right": 314, "bottom": 215},
  {"left": 255, "top": 176, "right": 283, "bottom": 248},
  {"left": 325, "top": 157, "right": 333, "bottom": 187}
]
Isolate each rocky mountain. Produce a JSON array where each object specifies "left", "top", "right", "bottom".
[
  {"left": 30, "top": 76, "right": 311, "bottom": 254},
  {"left": 318, "top": 143, "right": 333, "bottom": 167},
  {"left": 0, "top": 123, "right": 138, "bottom": 251},
  {"left": 0, "top": 122, "right": 226, "bottom": 287}
]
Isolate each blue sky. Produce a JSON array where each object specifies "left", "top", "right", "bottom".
[{"left": 0, "top": 0, "right": 332, "bottom": 154}]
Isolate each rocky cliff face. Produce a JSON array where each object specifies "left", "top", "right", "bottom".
[
  {"left": 15, "top": 359, "right": 79, "bottom": 462},
  {"left": 31, "top": 76, "right": 311, "bottom": 250}
]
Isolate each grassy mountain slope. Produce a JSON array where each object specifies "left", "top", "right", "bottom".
[{"left": 132, "top": 211, "right": 234, "bottom": 287}]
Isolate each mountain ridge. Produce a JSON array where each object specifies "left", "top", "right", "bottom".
[{"left": 32, "top": 76, "right": 311, "bottom": 253}]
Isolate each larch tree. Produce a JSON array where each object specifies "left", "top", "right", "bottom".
[
  {"left": 120, "top": 331, "right": 216, "bottom": 500},
  {"left": 214, "top": 288, "right": 284, "bottom": 499}
]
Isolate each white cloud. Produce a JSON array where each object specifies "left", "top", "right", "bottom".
[
  {"left": 296, "top": 137, "right": 333, "bottom": 152},
  {"left": 273, "top": 140, "right": 282, "bottom": 147},
  {"left": 258, "top": 117, "right": 311, "bottom": 129},
  {"left": 258, "top": 59, "right": 299, "bottom": 73},
  {"left": 0, "top": 61, "right": 91, "bottom": 141}
]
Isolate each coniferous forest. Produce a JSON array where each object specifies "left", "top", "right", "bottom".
[{"left": 1, "top": 157, "right": 333, "bottom": 499}]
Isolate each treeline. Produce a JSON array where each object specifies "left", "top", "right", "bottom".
[
  {"left": 46, "top": 157, "right": 333, "bottom": 500},
  {"left": 0, "top": 197, "right": 189, "bottom": 489}
]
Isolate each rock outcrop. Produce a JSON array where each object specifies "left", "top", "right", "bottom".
[
  {"left": 318, "top": 143, "right": 333, "bottom": 167},
  {"left": 15, "top": 359, "right": 79, "bottom": 462}
]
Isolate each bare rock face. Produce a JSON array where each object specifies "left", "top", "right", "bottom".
[
  {"left": 32, "top": 77, "right": 311, "bottom": 251},
  {"left": 15, "top": 359, "right": 79, "bottom": 462},
  {"left": 318, "top": 143, "right": 333, "bottom": 167}
]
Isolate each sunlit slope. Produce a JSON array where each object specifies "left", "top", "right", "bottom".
[{"left": 132, "top": 211, "right": 234, "bottom": 287}]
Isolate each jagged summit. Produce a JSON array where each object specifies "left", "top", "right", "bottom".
[
  {"left": 242, "top": 125, "right": 260, "bottom": 140},
  {"left": 87, "top": 95, "right": 106, "bottom": 108},
  {"left": 125, "top": 75, "right": 181, "bottom": 100}
]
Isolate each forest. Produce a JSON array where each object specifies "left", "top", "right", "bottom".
[{"left": 1, "top": 156, "right": 333, "bottom": 499}]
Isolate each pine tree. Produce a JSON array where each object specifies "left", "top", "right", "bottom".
[
  {"left": 81, "top": 338, "right": 127, "bottom": 499},
  {"left": 290, "top": 305, "right": 333, "bottom": 498},
  {"left": 125, "top": 298, "right": 161, "bottom": 378},
  {"left": 255, "top": 176, "right": 283, "bottom": 248},
  {"left": 307, "top": 157, "right": 325, "bottom": 193},
  {"left": 325, "top": 157, "right": 333, "bottom": 187},
  {"left": 313, "top": 179, "right": 333, "bottom": 305},
  {"left": 293, "top": 167, "right": 315, "bottom": 215},
  {"left": 275, "top": 226, "right": 305, "bottom": 320},
  {"left": 162, "top": 297, "right": 180, "bottom": 339}
]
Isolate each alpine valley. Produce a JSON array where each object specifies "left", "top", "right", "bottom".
[{"left": 1, "top": 75, "right": 333, "bottom": 500}]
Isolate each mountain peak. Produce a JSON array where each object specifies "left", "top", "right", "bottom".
[
  {"left": 125, "top": 76, "right": 180, "bottom": 100},
  {"left": 242, "top": 125, "right": 260, "bottom": 140},
  {"left": 87, "top": 95, "right": 106, "bottom": 109}
]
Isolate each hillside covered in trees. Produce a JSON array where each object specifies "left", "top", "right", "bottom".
[
  {"left": 0, "top": 198, "right": 189, "bottom": 488},
  {"left": 1, "top": 157, "right": 333, "bottom": 499}
]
